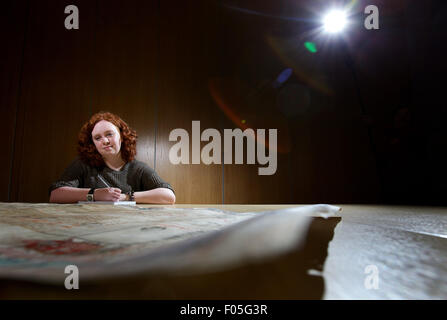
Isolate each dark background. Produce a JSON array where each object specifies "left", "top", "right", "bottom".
[{"left": 1, "top": 0, "right": 446, "bottom": 205}]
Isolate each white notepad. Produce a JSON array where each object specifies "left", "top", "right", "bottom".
[{"left": 78, "top": 201, "right": 136, "bottom": 206}]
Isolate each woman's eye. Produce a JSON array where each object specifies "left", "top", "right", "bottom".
[{"left": 107, "top": 133, "right": 113, "bottom": 137}]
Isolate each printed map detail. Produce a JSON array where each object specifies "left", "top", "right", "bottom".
[{"left": 0, "top": 203, "right": 256, "bottom": 282}]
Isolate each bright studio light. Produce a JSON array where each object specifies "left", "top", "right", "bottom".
[{"left": 323, "top": 9, "right": 347, "bottom": 33}]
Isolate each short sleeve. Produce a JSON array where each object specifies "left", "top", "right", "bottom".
[
  {"left": 48, "top": 159, "right": 86, "bottom": 195},
  {"left": 137, "top": 162, "right": 175, "bottom": 194}
]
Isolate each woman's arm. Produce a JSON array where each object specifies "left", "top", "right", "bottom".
[
  {"left": 133, "top": 188, "right": 176, "bottom": 204},
  {"left": 49, "top": 186, "right": 122, "bottom": 203},
  {"left": 50, "top": 187, "right": 90, "bottom": 203}
]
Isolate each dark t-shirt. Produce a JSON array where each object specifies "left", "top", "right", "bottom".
[{"left": 49, "top": 158, "right": 174, "bottom": 195}]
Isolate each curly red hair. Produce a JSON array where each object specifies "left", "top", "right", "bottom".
[{"left": 77, "top": 112, "right": 137, "bottom": 168}]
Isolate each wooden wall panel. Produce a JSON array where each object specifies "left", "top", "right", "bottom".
[
  {"left": 156, "top": 1, "right": 223, "bottom": 203},
  {"left": 286, "top": 48, "right": 381, "bottom": 204},
  {"left": 90, "top": 0, "right": 158, "bottom": 169},
  {"left": 0, "top": 1, "right": 28, "bottom": 201},
  {"left": 219, "top": 10, "right": 291, "bottom": 204},
  {"left": 10, "top": 0, "right": 96, "bottom": 202},
  {"left": 220, "top": 98, "right": 292, "bottom": 204},
  {"left": 4, "top": 1, "right": 391, "bottom": 205}
]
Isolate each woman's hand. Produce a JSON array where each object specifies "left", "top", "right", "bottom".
[
  {"left": 93, "top": 188, "right": 122, "bottom": 201},
  {"left": 119, "top": 193, "right": 128, "bottom": 201}
]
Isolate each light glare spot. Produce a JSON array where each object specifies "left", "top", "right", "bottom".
[{"left": 323, "top": 10, "right": 347, "bottom": 33}]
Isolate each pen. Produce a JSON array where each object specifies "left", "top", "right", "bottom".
[{"left": 97, "top": 174, "right": 111, "bottom": 188}]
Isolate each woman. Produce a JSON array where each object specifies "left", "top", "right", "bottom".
[{"left": 49, "top": 112, "right": 175, "bottom": 204}]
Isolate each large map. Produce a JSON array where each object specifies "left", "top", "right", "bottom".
[{"left": 0, "top": 203, "right": 341, "bottom": 287}]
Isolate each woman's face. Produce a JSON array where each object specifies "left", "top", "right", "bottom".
[{"left": 91, "top": 120, "right": 122, "bottom": 159}]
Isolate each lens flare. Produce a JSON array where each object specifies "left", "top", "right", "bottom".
[
  {"left": 304, "top": 41, "right": 317, "bottom": 53},
  {"left": 323, "top": 10, "right": 347, "bottom": 33},
  {"left": 208, "top": 78, "right": 291, "bottom": 153}
]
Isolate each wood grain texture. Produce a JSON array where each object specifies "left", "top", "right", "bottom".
[
  {"left": 155, "top": 1, "right": 223, "bottom": 203},
  {"left": 10, "top": 0, "right": 95, "bottom": 202},
  {"left": 218, "top": 10, "right": 291, "bottom": 204},
  {"left": 2, "top": 1, "right": 396, "bottom": 204},
  {"left": 0, "top": 1, "right": 28, "bottom": 201},
  {"left": 90, "top": 0, "right": 158, "bottom": 168}
]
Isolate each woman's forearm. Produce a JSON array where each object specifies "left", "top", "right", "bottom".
[
  {"left": 50, "top": 187, "right": 176, "bottom": 204},
  {"left": 135, "top": 188, "right": 176, "bottom": 204},
  {"left": 49, "top": 187, "right": 90, "bottom": 203}
]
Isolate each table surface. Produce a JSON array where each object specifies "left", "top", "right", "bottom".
[
  {"left": 150, "top": 204, "right": 447, "bottom": 299},
  {"left": 1, "top": 203, "right": 446, "bottom": 299}
]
